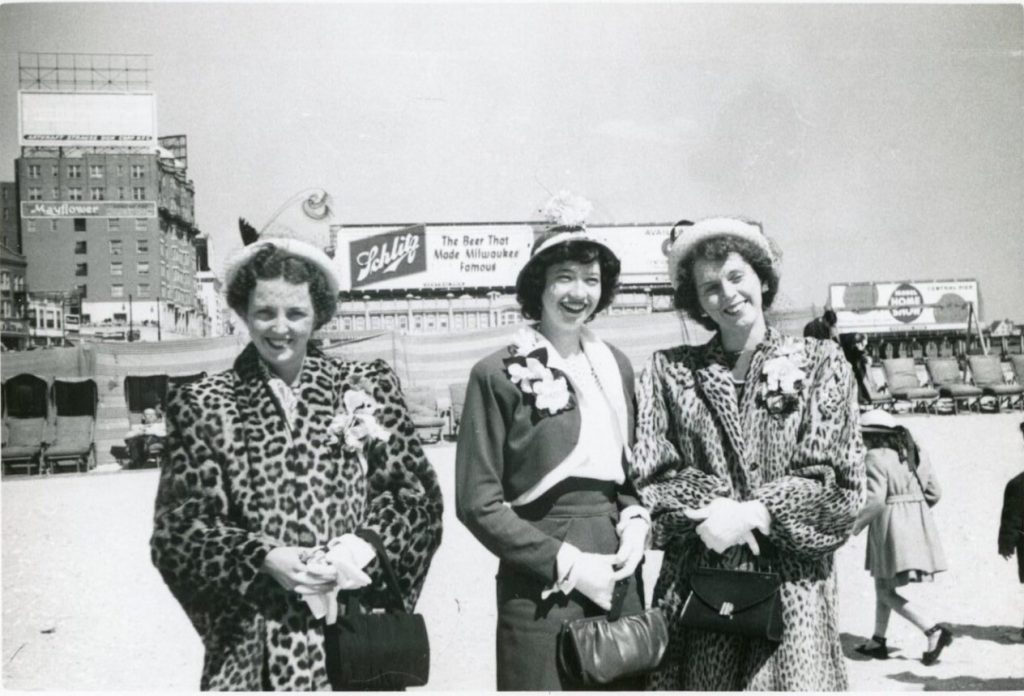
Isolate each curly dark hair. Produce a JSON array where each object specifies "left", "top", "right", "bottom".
[
  {"left": 672, "top": 235, "right": 781, "bottom": 331},
  {"left": 226, "top": 244, "right": 338, "bottom": 329},
  {"left": 863, "top": 426, "right": 919, "bottom": 469},
  {"left": 516, "top": 240, "right": 621, "bottom": 322}
]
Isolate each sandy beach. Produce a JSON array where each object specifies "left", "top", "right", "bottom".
[{"left": 3, "top": 412, "right": 1023, "bottom": 691}]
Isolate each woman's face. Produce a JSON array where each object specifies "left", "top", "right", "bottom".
[
  {"left": 692, "top": 251, "right": 765, "bottom": 333},
  {"left": 244, "top": 277, "right": 315, "bottom": 380},
  {"left": 538, "top": 260, "right": 602, "bottom": 335}
]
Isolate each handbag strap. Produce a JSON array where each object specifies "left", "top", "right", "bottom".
[
  {"left": 606, "top": 565, "right": 648, "bottom": 621},
  {"left": 354, "top": 528, "right": 407, "bottom": 614}
]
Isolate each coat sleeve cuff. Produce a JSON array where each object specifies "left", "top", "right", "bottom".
[{"left": 540, "top": 542, "right": 582, "bottom": 599}]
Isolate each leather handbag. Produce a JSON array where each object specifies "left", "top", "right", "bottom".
[
  {"left": 557, "top": 578, "right": 669, "bottom": 686},
  {"left": 322, "top": 530, "right": 430, "bottom": 691},
  {"left": 678, "top": 566, "right": 784, "bottom": 642}
]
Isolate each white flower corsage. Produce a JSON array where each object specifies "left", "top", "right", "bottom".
[
  {"left": 758, "top": 342, "right": 807, "bottom": 417},
  {"left": 326, "top": 389, "right": 391, "bottom": 468},
  {"left": 504, "top": 328, "right": 576, "bottom": 421}
]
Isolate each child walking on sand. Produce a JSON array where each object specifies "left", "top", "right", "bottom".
[{"left": 853, "top": 410, "right": 954, "bottom": 665}]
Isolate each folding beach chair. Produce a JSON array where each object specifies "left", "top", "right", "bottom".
[
  {"left": 1, "top": 374, "right": 50, "bottom": 476},
  {"left": 404, "top": 386, "right": 446, "bottom": 444},
  {"left": 967, "top": 355, "right": 1023, "bottom": 413},
  {"left": 44, "top": 378, "right": 98, "bottom": 473},
  {"left": 925, "top": 357, "right": 982, "bottom": 415},
  {"left": 881, "top": 358, "right": 940, "bottom": 414}
]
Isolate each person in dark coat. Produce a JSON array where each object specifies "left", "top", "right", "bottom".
[
  {"left": 455, "top": 221, "right": 650, "bottom": 690},
  {"left": 998, "top": 422, "right": 1024, "bottom": 640},
  {"left": 803, "top": 308, "right": 838, "bottom": 342}
]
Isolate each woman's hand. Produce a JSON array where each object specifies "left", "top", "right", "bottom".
[
  {"left": 572, "top": 552, "right": 617, "bottom": 611},
  {"left": 684, "top": 498, "right": 770, "bottom": 555},
  {"left": 260, "top": 546, "right": 339, "bottom": 593},
  {"left": 611, "top": 519, "right": 648, "bottom": 581}
]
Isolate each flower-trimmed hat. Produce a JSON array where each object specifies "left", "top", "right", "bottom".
[
  {"left": 515, "top": 191, "right": 619, "bottom": 290},
  {"left": 223, "top": 188, "right": 343, "bottom": 296},
  {"left": 666, "top": 216, "right": 778, "bottom": 289}
]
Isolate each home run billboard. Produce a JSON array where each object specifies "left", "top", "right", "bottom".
[
  {"left": 335, "top": 222, "right": 675, "bottom": 292},
  {"left": 829, "top": 279, "right": 979, "bottom": 333}
]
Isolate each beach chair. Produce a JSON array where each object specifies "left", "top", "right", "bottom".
[
  {"left": 448, "top": 382, "right": 468, "bottom": 439},
  {"left": 404, "top": 386, "right": 446, "bottom": 444},
  {"left": 123, "top": 374, "right": 169, "bottom": 426},
  {"left": 44, "top": 378, "right": 98, "bottom": 473},
  {"left": 967, "top": 355, "right": 1024, "bottom": 412},
  {"left": 860, "top": 364, "right": 895, "bottom": 413},
  {"left": 1010, "top": 355, "right": 1024, "bottom": 405},
  {"left": 925, "top": 358, "right": 982, "bottom": 415},
  {"left": 168, "top": 372, "right": 207, "bottom": 389},
  {"left": 1, "top": 373, "right": 50, "bottom": 475},
  {"left": 881, "top": 358, "right": 939, "bottom": 414}
]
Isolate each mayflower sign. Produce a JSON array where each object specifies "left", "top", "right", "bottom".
[{"left": 21, "top": 201, "right": 157, "bottom": 218}]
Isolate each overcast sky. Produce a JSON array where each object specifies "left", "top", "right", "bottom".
[{"left": 1, "top": 2, "right": 1021, "bottom": 321}]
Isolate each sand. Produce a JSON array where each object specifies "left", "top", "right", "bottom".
[{"left": 3, "top": 412, "right": 1023, "bottom": 691}]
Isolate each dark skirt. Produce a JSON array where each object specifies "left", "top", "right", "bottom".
[{"left": 495, "top": 478, "right": 644, "bottom": 691}]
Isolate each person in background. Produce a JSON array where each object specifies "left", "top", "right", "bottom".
[
  {"left": 803, "top": 308, "right": 839, "bottom": 342},
  {"left": 632, "top": 217, "right": 864, "bottom": 690},
  {"left": 997, "top": 422, "right": 1024, "bottom": 642},
  {"left": 853, "top": 410, "right": 953, "bottom": 665},
  {"left": 839, "top": 333, "right": 873, "bottom": 405},
  {"left": 125, "top": 407, "right": 166, "bottom": 467},
  {"left": 456, "top": 218, "right": 650, "bottom": 691},
  {"left": 150, "top": 210, "right": 443, "bottom": 690}
]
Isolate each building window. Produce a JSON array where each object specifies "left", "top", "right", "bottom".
[
  {"left": 74, "top": 218, "right": 87, "bottom": 232},
  {"left": 45, "top": 312, "right": 55, "bottom": 329},
  {"left": 108, "top": 218, "right": 120, "bottom": 232},
  {"left": 52, "top": 187, "right": 59, "bottom": 199},
  {"left": 2, "top": 301, "right": 11, "bottom": 317},
  {"left": 90, "top": 187, "right": 105, "bottom": 201},
  {"left": 131, "top": 164, "right": 144, "bottom": 178},
  {"left": 0, "top": 272, "right": 9, "bottom": 289},
  {"left": 111, "top": 284, "right": 124, "bottom": 298},
  {"left": 134, "top": 218, "right": 148, "bottom": 232},
  {"left": 27, "top": 187, "right": 42, "bottom": 200},
  {"left": 137, "top": 260, "right": 150, "bottom": 275},
  {"left": 117, "top": 165, "right": 124, "bottom": 176},
  {"left": 110, "top": 262, "right": 123, "bottom": 277},
  {"left": 51, "top": 220, "right": 59, "bottom": 232},
  {"left": 67, "top": 164, "right": 82, "bottom": 178},
  {"left": 137, "top": 283, "right": 150, "bottom": 298},
  {"left": 74, "top": 241, "right": 87, "bottom": 254},
  {"left": 109, "top": 239, "right": 122, "bottom": 255},
  {"left": 27, "top": 164, "right": 41, "bottom": 178},
  {"left": 89, "top": 164, "right": 104, "bottom": 178},
  {"left": 1, "top": 209, "right": 7, "bottom": 222},
  {"left": 68, "top": 187, "right": 83, "bottom": 201},
  {"left": 136, "top": 239, "right": 149, "bottom": 253},
  {"left": 117, "top": 187, "right": 125, "bottom": 200},
  {"left": 132, "top": 187, "right": 146, "bottom": 201},
  {"left": 26, "top": 220, "right": 37, "bottom": 232},
  {"left": 75, "top": 263, "right": 88, "bottom": 277}
]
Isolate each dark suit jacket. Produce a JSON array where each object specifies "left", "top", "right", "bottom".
[{"left": 999, "top": 470, "right": 1024, "bottom": 582}]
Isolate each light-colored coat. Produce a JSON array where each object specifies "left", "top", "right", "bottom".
[
  {"left": 632, "top": 329, "right": 865, "bottom": 691},
  {"left": 855, "top": 446, "right": 947, "bottom": 579}
]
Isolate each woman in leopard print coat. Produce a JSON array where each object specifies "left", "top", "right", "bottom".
[
  {"left": 631, "top": 218, "right": 865, "bottom": 690},
  {"left": 150, "top": 242, "right": 443, "bottom": 690}
]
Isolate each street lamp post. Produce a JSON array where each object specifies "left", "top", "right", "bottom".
[
  {"left": 128, "top": 293, "right": 134, "bottom": 342},
  {"left": 156, "top": 294, "right": 162, "bottom": 341}
]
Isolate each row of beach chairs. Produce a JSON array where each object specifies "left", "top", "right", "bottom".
[{"left": 862, "top": 354, "right": 1024, "bottom": 414}]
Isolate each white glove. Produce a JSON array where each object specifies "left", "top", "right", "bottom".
[
  {"left": 571, "top": 552, "right": 617, "bottom": 611},
  {"left": 296, "top": 535, "right": 375, "bottom": 624},
  {"left": 684, "top": 498, "right": 771, "bottom": 555}
]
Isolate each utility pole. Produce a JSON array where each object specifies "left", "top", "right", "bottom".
[
  {"left": 128, "top": 293, "right": 134, "bottom": 342},
  {"left": 156, "top": 294, "right": 162, "bottom": 341}
]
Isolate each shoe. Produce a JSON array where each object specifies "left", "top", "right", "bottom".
[
  {"left": 922, "top": 624, "right": 953, "bottom": 665},
  {"left": 855, "top": 635, "right": 890, "bottom": 659}
]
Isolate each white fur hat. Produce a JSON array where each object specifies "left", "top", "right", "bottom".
[
  {"left": 666, "top": 217, "right": 777, "bottom": 289},
  {"left": 515, "top": 226, "right": 618, "bottom": 291},
  {"left": 222, "top": 189, "right": 343, "bottom": 296}
]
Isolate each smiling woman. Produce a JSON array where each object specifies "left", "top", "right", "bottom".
[
  {"left": 455, "top": 219, "right": 653, "bottom": 690},
  {"left": 149, "top": 226, "right": 443, "bottom": 690}
]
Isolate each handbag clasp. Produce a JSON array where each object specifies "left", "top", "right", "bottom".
[{"left": 719, "top": 602, "right": 735, "bottom": 618}]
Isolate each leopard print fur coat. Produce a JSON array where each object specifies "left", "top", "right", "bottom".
[
  {"left": 150, "top": 344, "right": 443, "bottom": 690},
  {"left": 631, "top": 328, "right": 865, "bottom": 690}
]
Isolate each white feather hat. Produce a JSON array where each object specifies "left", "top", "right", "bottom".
[{"left": 222, "top": 189, "right": 343, "bottom": 296}]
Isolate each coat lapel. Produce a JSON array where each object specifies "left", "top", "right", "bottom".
[
  {"left": 232, "top": 344, "right": 291, "bottom": 504},
  {"left": 694, "top": 338, "right": 750, "bottom": 469}
]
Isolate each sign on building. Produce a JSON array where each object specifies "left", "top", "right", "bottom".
[
  {"left": 829, "top": 279, "right": 979, "bottom": 333},
  {"left": 18, "top": 91, "right": 157, "bottom": 148},
  {"left": 335, "top": 222, "right": 676, "bottom": 292},
  {"left": 20, "top": 201, "right": 157, "bottom": 218}
]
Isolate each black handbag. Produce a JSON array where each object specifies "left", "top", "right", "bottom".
[
  {"left": 557, "top": 578, "right": 669, "bottom": 686},
  {"left": 322, "top": 530, "right": 430, "bottom": 691},
  {"left": 678, "top": 566, "right": 784, "bottom": 642}
]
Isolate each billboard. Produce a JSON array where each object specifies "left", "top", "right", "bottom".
[
  {"left": 336, "top": 222, "right": 676, "bottom": 292},
  {"left": 829, "top": 279, "right": 979, "bottom": 333},
  {"left": 18, "top": 91, "right": 157, "bottom": 148},
  {"left": 21, "top": 201, "right": 157, "bottom": 218}
]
